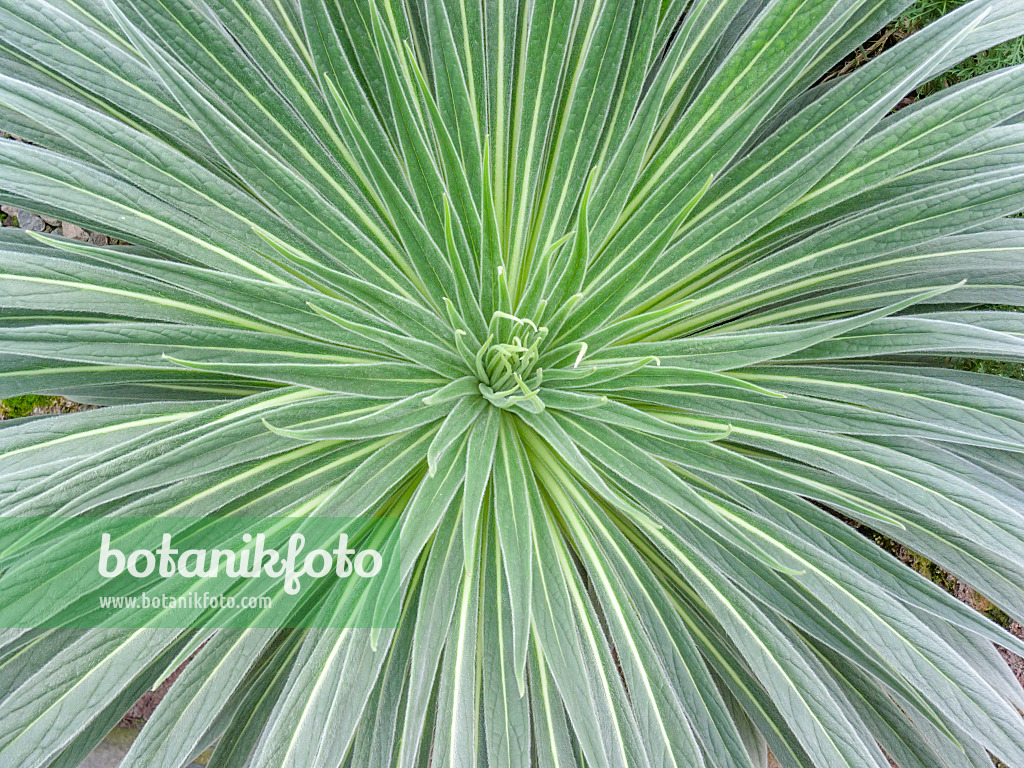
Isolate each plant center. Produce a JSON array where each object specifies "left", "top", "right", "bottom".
[{"left": 453, "top": 310, "right": 548, "bottom": 413}]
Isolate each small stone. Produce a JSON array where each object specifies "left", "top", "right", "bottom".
[
  {"left": 88, "top": 232, "right": 109, "bottom": 247},
  {"left": 15, "top": 209, "right": 45, "bottom": 233},
  {"left": 0, "top": 204, "right": 17, "bottom": 217},
  {"left": 62, "top": 222, "right": 89, "bottom": 241},
  {"left": 40, "top": 215, "right": 61, "bottom": 227}
]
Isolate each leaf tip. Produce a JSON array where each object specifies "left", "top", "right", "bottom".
[{"left": 573, "top": 342, "right": 588, "bottom": 368}]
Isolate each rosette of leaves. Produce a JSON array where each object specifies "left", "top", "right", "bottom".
[{"left": 1, "top": 0, "right": 1024, "bottom": 766}]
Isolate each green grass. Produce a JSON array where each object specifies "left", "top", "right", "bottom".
[
  {"left": 950, "top": 357, "right": 1024, "bottom": 379},
  {"left": 900, "top": 0, "right": 1024, "bottom": 96},
  {"left": 0, "top": 395, "right": 59, "bottom": 419}
]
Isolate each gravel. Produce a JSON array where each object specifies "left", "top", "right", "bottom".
[{"left": 1, "top": 200, "right": 115, "bottom": 245}]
